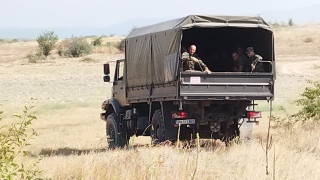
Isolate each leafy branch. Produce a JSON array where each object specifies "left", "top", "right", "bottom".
[{"left": 0, "top": 100, "right": 43, "bottom": 179}]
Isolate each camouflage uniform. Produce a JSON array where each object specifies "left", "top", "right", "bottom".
[{"left": 182, "top": 52, "right": 208, "bottom": 71}]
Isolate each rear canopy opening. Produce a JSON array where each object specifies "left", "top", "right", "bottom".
[
  {"left": 125, "top": 15, "right": 274, "bottom": 87},
  {"left": 181, "top": 27, "right": 274, "bottom": 72}
]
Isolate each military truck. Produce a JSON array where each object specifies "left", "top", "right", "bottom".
[{"left": 101, "top": 15, "right": 275, "bottom": 147}]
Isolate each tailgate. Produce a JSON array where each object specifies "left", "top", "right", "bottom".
[{"left": 180, "top": 72, "right": 274, "bottom": 100}]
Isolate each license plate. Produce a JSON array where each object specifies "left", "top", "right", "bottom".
[
  {"left": 190, "top": 76, "right": 201, "bottom": 84},
  {"left": 175, "top": 119, "right": 195, "bottom": 125}
]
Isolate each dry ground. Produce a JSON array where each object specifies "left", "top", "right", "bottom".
[{"left": 1, "top": 25, "right": 320, "bottom": 179}]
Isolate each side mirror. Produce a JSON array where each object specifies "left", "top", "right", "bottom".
[
  {"left": 103, "top": 75, "right": 110, "bottom": 82},
  {"left": 104, "top": 63, "right": 110, "bottom": 75}
]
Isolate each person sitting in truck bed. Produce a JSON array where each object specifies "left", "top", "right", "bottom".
[
  {"left": 181, "top": 45, "right": 211, "bottom": 73},
  {"left": 245, "top": 47, "right": 265, "bottom": 72},
  {"left": 231, "top": 47, "right": 251, "bottom": 72},
  {"left": 236, "top": 47, "right": 251, "bottom": 72},
  {"left": 231, "top": 51, "right": 241, "bottom": 72}
]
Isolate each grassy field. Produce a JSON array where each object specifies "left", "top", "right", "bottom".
[{"left": 1, "top": 25, "right": 320, "bottom": 179}]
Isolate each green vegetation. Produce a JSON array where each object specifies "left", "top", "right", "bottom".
[
  {"left": 0, "top": 102, "right": 42, "bottom": 179},
  {"left": 288, "top": 18, "right": 294, "bottom": 26},
  {"left": 294, "top": 81, "right": 320, "bottom": 122},
  {"left": 92, "top": 36, "right": 103, "bottom": 46},
  {"left": 27, "top": 31, "right": 58, "bottom": 63},
  {"left": 58, "top": 37, "right": 92, "bottom": 57},
  {"left": 37, "top": 31, "right": 58, "bottom": 57}
]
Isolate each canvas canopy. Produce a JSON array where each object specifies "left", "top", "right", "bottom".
[{"left": 125, "top": 15, "right": 272, "bottom": 87}]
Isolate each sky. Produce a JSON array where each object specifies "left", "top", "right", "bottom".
[{"left": 1, "top": 0, "right": 320, "bottom": 28}]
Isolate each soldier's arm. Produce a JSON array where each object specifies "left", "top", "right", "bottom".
[
  {"left": 199, "top": 60, "right": 211, "bottom": 72},
  {"left": 181, "top": 52, "right": 191, "bottom": 61},
  {"left": 198, "top": 60, "right": 207, "bottom": 68},
  {"left": 191, "top": 56, "right": 211, "bottom": 72},
  {"left": 190, "top": 56, "right": 200, "bottom": 63}
]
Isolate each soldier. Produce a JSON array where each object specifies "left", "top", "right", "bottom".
[
  {"left": 231, "top": 51, "right": 240, "bottom": 72},
  {"left": 245, "top": 47, "right": 264, "bottom": 72},
  {"left": 182, "top": 45, "right": 211, "bottom": 73},
  {"left": 236, "top": 47, "right": 251, "bottom": 72}
]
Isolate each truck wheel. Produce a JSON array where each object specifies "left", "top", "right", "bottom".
[
  {"left": 151, "top": 109, "right": 165, "bottom": 145},
  {"left": 106, "top": 113, "right": 128, "bottom": 148}
]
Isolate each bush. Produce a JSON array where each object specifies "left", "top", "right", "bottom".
[
  {"left": 288, "top": 18, "right": 294, "bottom": 26},
  {"left": 294, "top": 81, "right": 320, "bottom": 122},
  {"left": 37, "top": 31, "right": 58, "bottom": 57},
  {"left": 92, "top": 36, "right": 103, "bottom": 46},
  {"left": 26, "top": 50, "right": 45, "bottom": 63},
  {"left": 0, "top": 101, "right": 42, "bottom": 179},
  {"left": 11, "top": 39, "right": 18, "bottom": 43},
  {"left": 117, "top": 39, "right": 125, "bottom": 51},
  {"left": 58, "top": 37, "right": 92, "bottom": 57}
]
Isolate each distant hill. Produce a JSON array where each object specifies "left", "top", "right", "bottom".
[
  {"left": 0, "top": 18, "right": 172, "bottom": 39},
  {"left": 1, "top": 5, "right": 319, "bottom": 39},
  {"left": 261, "top": 4, "right": 320, "bottom": 24}
]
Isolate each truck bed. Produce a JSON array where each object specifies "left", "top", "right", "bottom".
[{"left": 180, "top": 72, "right": 274, "bottom": 100}]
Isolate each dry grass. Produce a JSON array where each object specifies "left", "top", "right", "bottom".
[
  {"left": 32, "top": 124, "right": 320, "bottom": 180},
  {"left": 91, "top": 45, "right": 121, "bottom": 54},
  {"left": 1, "top": 26, "right": 320, "bottom": 179},
  {"left": 274, "top": 24, "right": 320, "bottom": 56}
]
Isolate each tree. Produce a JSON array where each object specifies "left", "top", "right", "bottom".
[
  {"left": 288, "top": 18, "right": 294, "bottom": 26},
  {"left": 37, "top": 31, "right": 58, "bottom": 57}
]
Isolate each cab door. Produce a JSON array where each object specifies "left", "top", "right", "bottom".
[{"left": 112, "top": 60, "right": 127, "bottom": 106}]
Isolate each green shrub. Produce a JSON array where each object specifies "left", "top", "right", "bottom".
[
  {"left": 36, "top": 31, "right": 58, "bottom": 57},
  {"left": 58, "top": 37, "right": 92, "bottom": 57},
  {"left": 294, "top": 81, "right": 320, "bottom": 122},
  {"left": 288, "top": 18, "right": 294, "bottom": 26},
  {"left": 0, "top": 101, "right": 42, "bottom": 179},
  {"left": 92, "top": 36, "right": 103, "bottom": 46}
]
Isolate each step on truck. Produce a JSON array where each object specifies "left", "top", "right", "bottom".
[{"left": 101, "top": 15, "right": 275, "bottom": 147}]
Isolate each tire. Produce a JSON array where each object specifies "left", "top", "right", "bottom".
[
  {"left": 150, "top": 109, "right": 165, "bottom": 145},
  {"left": 106, "top": 113, "right": 128, "bottom": 148}
]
